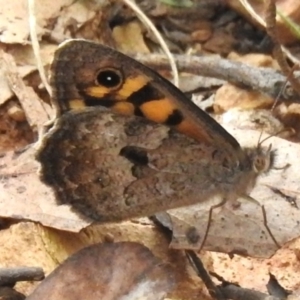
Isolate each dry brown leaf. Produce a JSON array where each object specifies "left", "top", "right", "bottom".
[
  {"left": 112, "top": 21, "right": 150, "bottom": 54},
  {"left": 27, "top": 242, "right": 176, "bottom": 300},
  {"left": 49, "top": 1, "right": 99, "bottom": 43},
  {"left": 35, "top": 222, "right": 213, "bottom": 299},
  {"left": 0, "top": 220, "right": 210, "bottom": 299},
  {"left": 219, "top": 108, "right": 286, "bottom": 137},
  {"left": 0, "top": 109, "right": 34, "bottom": 152},
  {"left": 0, "top": 0, "right": 110, "bottom": 54},
  {"left": 1, "top": 51, "right": 52, "bottom": 128},
  {"left": 216, "top": 53, "right": 280, "bottom": 113},
  {"left": 0, "top": 222, "right": 57, "bottom": 295},
  {"left": 0, "top": 44, "right": 57, "bottom": 107},
  {"left": 7, "top": 43, "right": 57, "bottom": 70},
  {"left": 214, "top": 83, "right": 274, "bottom": 113},
  {"left": 0, "top": 146, "right": 90, "bottom": 231},
  {"left": 275, "top": 103, "right": 300, "bottom": 140},
  {"left": 228, "top": 52, "right": 280, "bottom": 69},
  {"left": 203, "top": 29, "right": 236, "bottom": 54},
  {"left": 0, "top": 63, "right": 13, "bottom": 106}
]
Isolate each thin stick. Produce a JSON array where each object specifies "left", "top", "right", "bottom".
[
  {"left": 0, "top": 267, "right": 44, "bottom": 286},
  {"left": 186, "top": 250, "right": 226, "bottom": 300},
  {"left": 239, "top": 0, "right": 265, "bottom": 26},
  {"left": 121, "top": 0, "right": 179, "bottom": 87},
  {"left": 28, "top": 0, "right": 52, "bottom": 97},
  {"left": 135, "top": 52, "right": 299, "bottom": 101}
]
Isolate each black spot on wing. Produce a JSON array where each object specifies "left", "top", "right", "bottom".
[
  {"left": 79, "top": 91, "right": 116, "bottom": 107},
  {"left": 127, "top": 83, "right": 164, "bottom": 106},
  {"left": 120, "top": 146, "right": 149, "bottom": 165},
  {"left": 134, "top": 106, "right": 144, "bottom": 117},
  {"left": 85, "top": 96, "right": 117, "bottom": 107},
  {"left": 165, "top": 109, "right": 183, "bottom": 126}
]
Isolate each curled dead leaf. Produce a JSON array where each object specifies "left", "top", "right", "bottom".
[{"left": 27, "top": 242, "right": 176, "bottom": 300}]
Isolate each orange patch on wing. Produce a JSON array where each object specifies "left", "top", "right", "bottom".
[
  {"left": 69, "top": 99, "right": 86, "bottom": 110},
  {"left": 112, "top": 102, "right": 135, "bottom": 115},
  {"left": 116, "top": 76, "right": 151, "bottom": 100},
  {"left": 85, "top": 86, "right": 110, "bottom": 98},
  {"left": 140, "top": 98, "right": 176, "bottom": 123},
  {"left": 176, "top": 119, "right": 212, "bottom": 143}
]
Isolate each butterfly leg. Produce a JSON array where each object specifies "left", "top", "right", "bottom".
[
  {"left": 199, "top": 198, "right": 227, "bottom": 251},
  {"left": 242, "top": 195, "right": 280, "bottom": 249}
]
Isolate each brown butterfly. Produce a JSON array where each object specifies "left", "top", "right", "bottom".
[{"left": 36, "top": 39, "right": 278, "bottom": 248}]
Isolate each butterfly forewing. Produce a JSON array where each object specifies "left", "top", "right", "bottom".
[{"left": 50, "top": 39, "right": 243, "bottom": 166}]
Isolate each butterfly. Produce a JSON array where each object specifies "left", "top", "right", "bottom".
[{"left": 36, "top": 39, "right": 278, "bottom": 248}]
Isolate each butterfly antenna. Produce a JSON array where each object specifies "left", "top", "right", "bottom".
[
  {"left": 271, "top": 80, "right": 289, "bottom": 111},
  {"left": 258, "top": 65, "right": 293, "bottom": 148},
  {"left": 257, "top": 129, "right": 264, "bottom": 148},
  {"left": 258, "top": 127, "right": 292, "bottom": 148}
]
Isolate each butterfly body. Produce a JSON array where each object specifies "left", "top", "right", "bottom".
[{"left": 36, "top": 39, "right": 276, "bottom": 246}]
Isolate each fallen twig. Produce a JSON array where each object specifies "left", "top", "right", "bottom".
[
  {"left": 218, "top": 283, "right": 282, "bottom": 300},
  {"left": 135, "top": 53, "right": 299, "bottom": 101},
  {"left": 186, "top": 250, "right": 226, "bottom": 300},
  {"left": 0, "top": 267, "right": 44, "bottom": 286},
  {"left": 1, "top": 50, "right": 52, "bottom": 130}
]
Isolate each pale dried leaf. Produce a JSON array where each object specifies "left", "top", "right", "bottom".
[
  {"left": 214, "top": 83, "right": 274, "bottom": 112},
  {"left": 219, "top": 108, "right": 286, "bottom": 137},
  {"left": 157, "top": 126, "right": 300, "bottom": 258},
  {"left": 27, "top": 242, "right": 176, "bottom": 300},
  {"left": 228, "top": 52, "right": 280, "bottom": 69},
  {"left": 0, "top": 64, "right": 13, "bottom": 105},
  {"left": 1, "top": 51, "right": 52, "bottom": 128},
  {"left": 0, "top": 44, "right": 57, "bottom": 107},
  {"left": 0, "top": 0, "right": 73, "bottom": 44},
  {"left": 8, "top": 43, "right": 57, "bottom": 70},
  {"left": 0, "top": 146, "right": 90, "bottom": 231},
  {"left": 49, "top": 1, "right": 98, "bottom": 42}
]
